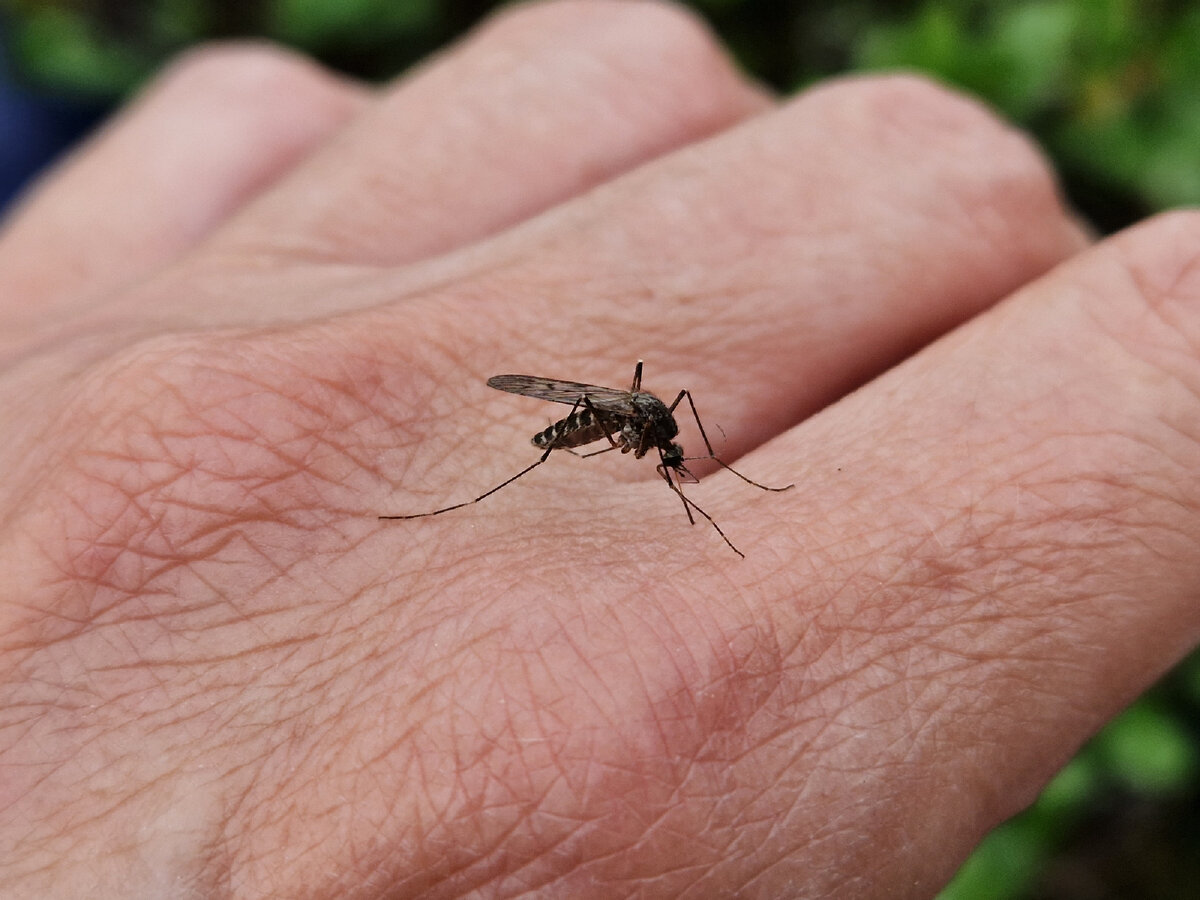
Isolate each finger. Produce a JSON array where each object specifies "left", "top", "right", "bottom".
[
  {"left": 727, "top": 212, "right": 1200, "bottom": 896},
  {"left": 208, "top": 0, "right": 769, "bottom": 266},
  {"left": 0, "top": 44, "right": 365, "bottom": 330},
  {"left": 355, "top": 74, "right": 1087, "bottom": 500}
]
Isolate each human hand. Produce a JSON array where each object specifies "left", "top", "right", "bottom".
[{"left": 3, "top": 2, "right": 1196, "bottom": 897}]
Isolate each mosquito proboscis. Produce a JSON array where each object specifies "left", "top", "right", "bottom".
[{"left": 379, "top": 360, "right": 792, "bottom": 556}]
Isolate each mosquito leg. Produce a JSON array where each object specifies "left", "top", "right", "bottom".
[
  {"left": 381, "top": 395, "right": 590, "bottom": 519},
  {"left": 658, "top": 449, "right": 696, "bottom": 526},
  {"left": 672, "top": 389, "right": 794, "bottom": 492},
  {"left": 581, "top": 395, "right": 620, "bottom": 450},
  {"left": 630, "top": 360, "right": 643, "bottom": 393},
  {"left": 378, "top": 450, "right": 554, "bottom": 519},
  {"left": 662, "top": 472, "right": 744, "bottom": 558}
]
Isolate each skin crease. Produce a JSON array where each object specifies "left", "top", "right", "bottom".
[{"left": 2, "top": 0, "right": 1200, "bottom": 897}]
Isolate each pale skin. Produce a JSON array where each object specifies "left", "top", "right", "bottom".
[{"left": 2, "top": 1, "right": 1199, "bottom": 897}]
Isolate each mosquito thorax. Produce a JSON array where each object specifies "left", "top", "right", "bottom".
[{"left": 630, "top": 391, "right": 669, "bottom": 416}]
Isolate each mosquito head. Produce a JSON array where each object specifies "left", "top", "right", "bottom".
[
  {"left": 657, "top": 443, "right": 698, "bottom": 484},
  {"left": 660, "top": 442, "right": 684, "bottom": 468}
]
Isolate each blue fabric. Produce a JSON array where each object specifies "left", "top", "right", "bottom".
[{"left": 0, "top": 22, "right": 108, "bottom": 210}]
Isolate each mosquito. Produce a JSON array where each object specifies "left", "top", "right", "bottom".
[{"left": 379, "top": 360, "right": 793, "bottom": 556}]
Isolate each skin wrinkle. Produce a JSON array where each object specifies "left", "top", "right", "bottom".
[
  {"left": 486, "top": 812, "right": 597, "bottom": 898},
  {"left": 6, "top": 736, "right": 187, "bottom": 878},
  {"left": 398, "top": 607, "right": 729, "bottom": 900},
  {"left": 2, "top": 336, "right": 460, "bottom": 897},
  {"left": 775, "top": 484, "right": 1193, "bottom": 892},
  {"left": 696, "top": 482, "right": 1104, "bottom": 892},
  {"left": 707, "top": 777, "right": 830, "bottom": 898},
  {"left": 410, "top": 762, "right": 554, "bottom": 897},
  {"left": 834, "top": 518, "right": 1092, "bottom": 691},
  {"left": 518, "top": 667, "right": 806, "bottom": 897},
  {"left": 47, "top": 339, "right": 371, "bottom": 575},
  {"left": 361, "top": 692, "right": 540, "bottom": 892}
]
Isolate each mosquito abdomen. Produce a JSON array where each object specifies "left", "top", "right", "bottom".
[{"left": 532, "top": 408, "right": 611, "bottom": 450}]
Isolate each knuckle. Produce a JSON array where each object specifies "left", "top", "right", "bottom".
[
  {"left": 586, "top": 0, "right": 735, "bottom": 84},
  {"left": 481, "top": 0, "right": 745, "bottom": 107},
  {"left": 813, "top": 73, "right": 1062, "bottom": 207},
  {"left": 803, "top": 73, "right": 1070, "bottom": 262},
  {"left": 1113, "top": 209, "right": 1200, "bottom": 313},
  {"left": 1104, "top": 210, "right": 1200, "bottom": 381},
  {"left": 155, "top": 41, "right": 353, "bottom": 114},
  {"left": 810, "top": 73, "right": 1011, "bottom": 141}
]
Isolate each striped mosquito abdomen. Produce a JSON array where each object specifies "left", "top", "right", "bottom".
[{"left": 532, "top": 406, "right": 612, "bottom": 450}]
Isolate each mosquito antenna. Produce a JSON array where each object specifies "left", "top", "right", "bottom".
[
  {"left": 672, "top": 389, "right": 794, "bottom": 492},
  {"left": 691, "top": 455, "right": 794, "bottom": 491}
]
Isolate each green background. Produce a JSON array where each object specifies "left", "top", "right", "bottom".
[{"left": 4, "top": 1, "right": 1199, "bottom": 896}]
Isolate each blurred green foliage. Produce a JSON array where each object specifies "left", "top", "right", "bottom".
[
  {"left": 3, "top": 1, "right": 1200, "bottom": 897},
  {"left": 852, "top": 0, "right": 1200, "bottom": 236}
]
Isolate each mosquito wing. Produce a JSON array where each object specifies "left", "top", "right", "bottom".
[{"left": 486, "top": 375, "right": 637, "bottom": 413}]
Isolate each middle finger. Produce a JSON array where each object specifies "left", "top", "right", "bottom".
[{"left": 366, "top": 75, "right": 1089, "bottom": 479}]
